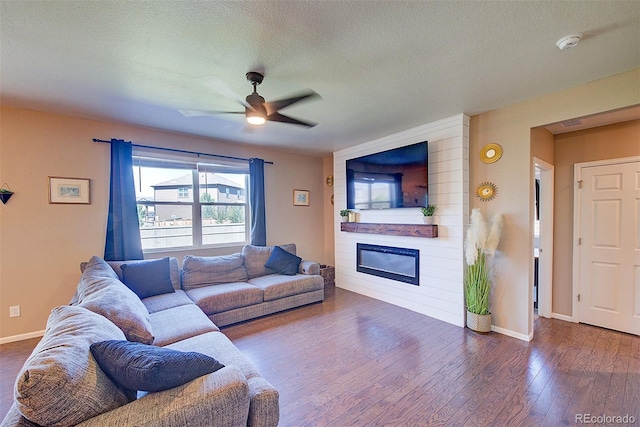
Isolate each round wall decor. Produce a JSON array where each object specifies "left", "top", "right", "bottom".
[
  {"left": 480, "top": 143, "right": 503, "bottom": 164},
  {"left": 476, "top": 182, "right": 498, "bottom": 202},
  {"left": 326, "top": 175, "right": 334, "bottom": 187}
]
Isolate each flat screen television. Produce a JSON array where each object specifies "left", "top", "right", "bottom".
[{"left": 346, "top": 141, "right": 428, "bottom": 210}]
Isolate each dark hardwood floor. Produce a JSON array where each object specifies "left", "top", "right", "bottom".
[{"left": 2, "top": 285, "right": 638, "bottom": 426}]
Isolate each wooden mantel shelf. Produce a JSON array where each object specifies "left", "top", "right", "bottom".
[{"left": 340, "top": 222, "right": 438, "bottom": 238}]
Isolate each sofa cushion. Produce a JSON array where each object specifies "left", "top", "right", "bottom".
[
  {"left": 242, "top": 244, "right": 296, "bottom": 278},
  {"left": 248, "top": 274, "right": 325, "bottom": 301},
  {"left": 90, "top": 340, "right": 225, "bottom": 392},
  {"left": 77, "top": 256, "right": 154, "bottom": 344},
  {"left": 148, "top": 304, "right": 220, "bottom": 347},
  {"left": 181, "top": 253, "right": 248, "bottom": 290},
  {"left": 185, "top": 282, "right": 264, "bottom": 315},
  {"left": 15, "top": 306, "right": 136, "bottom": 426},
  {"left": 264, "top": 246, "right": 302, "bottom": 275},
  {"left": 166, "top": 331, "right": 263, "bottom": 380},
  {"left": 108, "top": 257, "right": 182, "bottom": 291},
  {"left": 121, "top": 257, "right": 175, "bottom": 299},
  {"left": 141, "top": 289, "right": 195, "bottom": 314},
  {"left": 166, "top": 331, "right": 280, "bottom": 427}
]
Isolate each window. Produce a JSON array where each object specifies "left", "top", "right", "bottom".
[
  {"left": 352, "top": 172, "right": 400, "bottom": 209},
  {"left": 133, "top": 154, "right": 249, "bottom": 252},
  {"left": 178, "top": 187, "right": 189, "bottom": 198}
]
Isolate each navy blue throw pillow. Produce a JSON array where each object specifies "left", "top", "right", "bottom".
[
  {"left": 264, "top": 246, "right": 302, "bottom": 275},
  {"left": 90, "top": 340, "right": 225, "bottom": 392},
  {"left": 120, "top": 258, "right": 175, "bottom": 299}
]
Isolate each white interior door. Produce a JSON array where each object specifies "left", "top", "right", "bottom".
[
  {"left": 575, "top": 158, "right": 640, "bottom": 335},
  {"left": 534, "top": 158, "right": 554, "bottom": 320}
]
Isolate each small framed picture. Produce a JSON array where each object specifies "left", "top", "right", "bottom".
[
  {"left": 293, "top": 189, "right": 310, "bottom": 206},
  {"left": 49, "top": 177, "right": 91, "bottom": 204}
]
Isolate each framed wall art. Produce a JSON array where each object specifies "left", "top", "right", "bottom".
[
  {"left": 49, "top": 177, "right": 91, "bottom": 204},
  {"left": 293, "top": 189, "right": 310, "bottom": 206}
]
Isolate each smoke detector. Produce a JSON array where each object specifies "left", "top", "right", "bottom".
[{"left": 556, "top": 34, "right": 582, "bottom": 50}]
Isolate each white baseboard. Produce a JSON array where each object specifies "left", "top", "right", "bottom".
[
  {"left": 491, "top": 325, "right": 532, "bottom": 342},
  {"left": 551, "top": 312, "right": 575, "bottom": 322},
  {"left": 0, "top": 330, "right": 45, "bottom": 345}
]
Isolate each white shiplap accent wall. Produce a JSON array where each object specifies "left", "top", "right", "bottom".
[{"left": 334, "top": 114, "right": 469, "bottom": 327}]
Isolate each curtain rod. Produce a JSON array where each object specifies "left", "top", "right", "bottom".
[{"left": 92, "top": 138, "right": 273, "bottom": 164}]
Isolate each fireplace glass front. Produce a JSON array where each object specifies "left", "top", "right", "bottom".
[{"left": 356, "top": 243, "right": 419, "bottom": 285}]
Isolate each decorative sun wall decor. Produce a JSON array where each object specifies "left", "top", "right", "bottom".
[{"left": 475, "top": 182, "right": 498, "bottom": 202}]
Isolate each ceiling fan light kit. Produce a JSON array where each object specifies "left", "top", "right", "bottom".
[
  {"left": 244, "top": 74, "right": 268, "bottom": 125},
  {"left": 246, "top": 114, "right": 266, "bottom": 126}
]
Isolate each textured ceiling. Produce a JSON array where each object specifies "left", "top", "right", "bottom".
[{"left": 1, "top": 1, "right": 638, "bottom": 156}]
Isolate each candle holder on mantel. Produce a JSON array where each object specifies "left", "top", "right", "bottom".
[{"left": 0, "top": 183, "right": 14, "bottom": 204}]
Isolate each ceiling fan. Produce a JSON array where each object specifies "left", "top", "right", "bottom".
[{"left": 180, "top": 72, "right": 320, "bottom": 127}]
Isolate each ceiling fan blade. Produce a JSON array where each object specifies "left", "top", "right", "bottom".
[
  {"left": 267, "top": 112, "right": 317, "bottom": 127},
  {"left": 203, "top": 76, "right": 255, "bottom": 111},
  {"left": 179, "top": 109, "right": 244, "bottom": 117},
  {"left": 263, "top": 90, "right": 320, "bottom": 116}
]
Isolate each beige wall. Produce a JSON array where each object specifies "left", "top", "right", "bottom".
[
  {"left": 322, "top": 155, "right": 335, "bottom": 266},
  {"left": 531, "top": 127, "right": 555, "bottom": 165},
  {"left": 552, "top": 119, "right": 640, "bottom": 316},
  {"left": 0, "top": 106, "right": 327, "bottom": 341},
  {"left": 470, "top": 69, "right": 639, "bottom": 338}
]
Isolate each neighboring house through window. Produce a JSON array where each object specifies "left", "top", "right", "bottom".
[{"left": 133, "top": 153, "right": 249, "bottom": 252}]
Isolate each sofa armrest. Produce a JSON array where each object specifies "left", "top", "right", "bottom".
[
  {"left": 299, "top": 260, "right": 320, "bottom": 275},
  {"left": 76, "top": 366, "right": 250, "bottom": 427}
]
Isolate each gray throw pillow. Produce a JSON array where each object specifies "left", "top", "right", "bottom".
[
  {"left": 121, "top": 257, "right": 175, "bottom": 299},
  {"left": 264, "top": 246, "right": 302, "bottom": 275},
  {"left": 90, "top": 340, "right": 225, "bottom": 392}
]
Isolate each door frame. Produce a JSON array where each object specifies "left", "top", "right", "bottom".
[
  {"left": 533, "top": 158, "right": 554, "bottom": 319},
  {"left": 572, "top": 155, "right": 640, "bottom": 323}
]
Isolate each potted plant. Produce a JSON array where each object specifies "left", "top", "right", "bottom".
[
  {"left": 420, "top": 205, "right": 437, "bottom": 224},
  {"left": 0, "top": 185, "right": 14, "bottom": 204},
  {"left": 339, "top": 209, "right": 352, "bottom": 222},
  {"left": 464, "top": 208, "right": 503, "bottom": 333}
]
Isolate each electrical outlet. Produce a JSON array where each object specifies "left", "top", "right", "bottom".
[{"left": 9, "top": 305, "right": 20, "bottom": 318}]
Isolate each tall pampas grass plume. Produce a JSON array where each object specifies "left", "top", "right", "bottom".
[
  {"left": 464, "top": 209, "right": 503, "bottom": 265},
  {"left": 463, "top": 209, "right": 504, "bottom": 316},
  {"left": 485, "top": 213, "right": 504, "bottom": 257}
]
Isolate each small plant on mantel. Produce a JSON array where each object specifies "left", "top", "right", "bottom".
[
  {"left": 420, "top": 205, "right": 437, "bottom": 224},
  {"left": 420, "top": 205, "right": 437, "bottom": 216},
  {"left": 339, "top": 209, "right": 352, "bottom": 222}
]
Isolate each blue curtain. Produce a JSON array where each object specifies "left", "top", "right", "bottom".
[
  {"left": 249, "top": 158, "right": 266, "bottom": 246},
  {"left": 104, "top": 139, "right": 143, "bottom": 261}
]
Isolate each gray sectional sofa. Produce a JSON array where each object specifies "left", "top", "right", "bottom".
[{"left": 1, "top": 244, "right": 324, "bottom": 427}]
